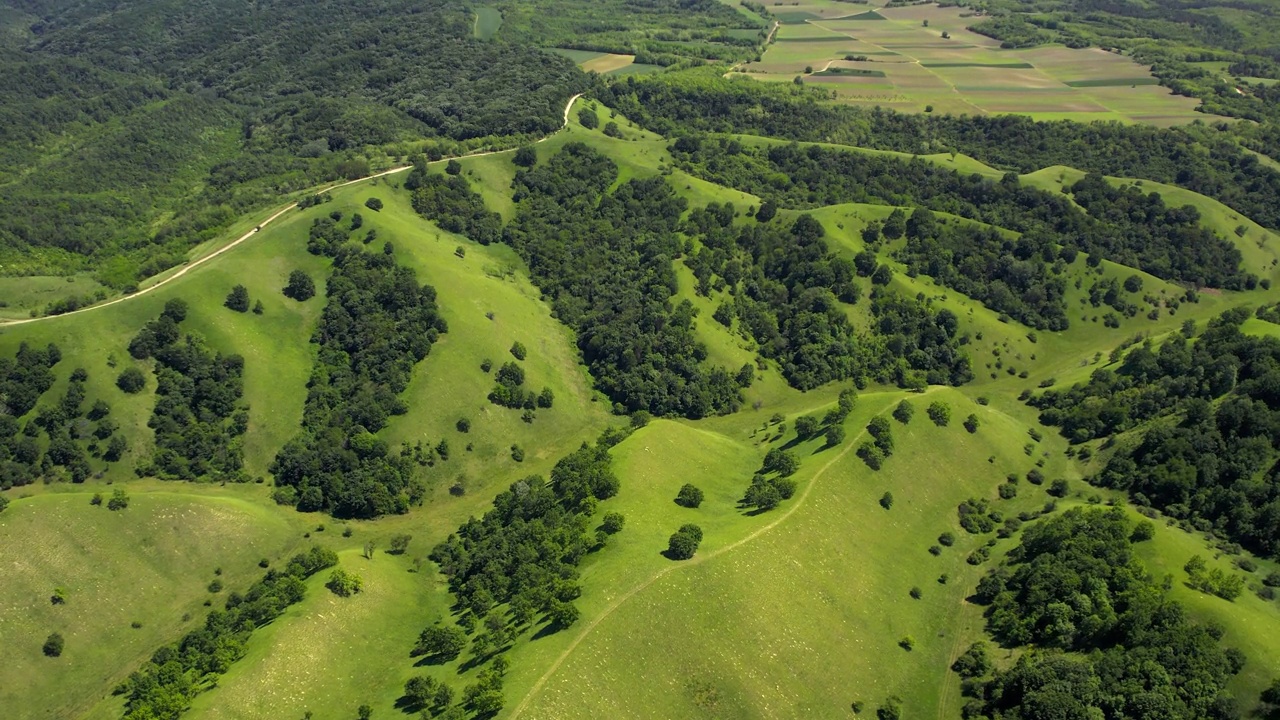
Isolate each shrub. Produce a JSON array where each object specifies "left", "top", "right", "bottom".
[
  {"left": 364, "top": 197, "right": 383, "bottom": 211},
  {"left": 927, "top": 401, "right": 951, "bottom": 426},
  {"left": 116, "top": 367, "right": 146, "bottom": 393},
  {"left": 963, "top": 414, "right": 979, "bottom": 433},
  {"left": 1048, "top": 479, "right": 1070, "bottom": 497},
  {"left": 998, "top": 483, "right": 1018, "bottom": 500},
  {"left": 909, "top": 586, "right": 922, "bottom": 599},
  {"left": 1026, "top": 469, "right": 1045, "bottom": 485},
  {"left": 938, "top": 532, "right": 956, "bottom": 547},
  {"left": 445, "top": 159, "right": 462, "bottom": 175},
  {"left": 42, "top": 632, "right": 64, "bottom": 657},
  {"left": 107, "top": 488, "right": 130, "bottom": 511},
  {"left": 510, "top": 341, "right": 526, "bottom": 360},
  {"left": 880, "top": 492, "right": 894, "bottom": 510},
  {"left": 456, "top": 418, "right": 470, "bottom": 433},
  {"left": 878, "top": 696, "right": 903, "bottom": 720},
  {"left": 326, "top": 569, "right": 363, "bottom": 597},
  {"left": 578, "top": 108, "right": 599, "bottom": 129}
]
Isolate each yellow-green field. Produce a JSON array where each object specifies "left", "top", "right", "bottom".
[{"left": 734, "top": 3, "right": 1217, "bottom": 123}]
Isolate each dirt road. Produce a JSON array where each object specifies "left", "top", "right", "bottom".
[{"left": 0, "top": 93, "right": 583, "bottom": 328}]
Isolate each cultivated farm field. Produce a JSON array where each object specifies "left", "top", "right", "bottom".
[{"left": 734, "top": 3, "right": 1216, "bottom": 123}]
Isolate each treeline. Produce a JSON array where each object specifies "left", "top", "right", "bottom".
[
  {"left": 598, "top": 69, "right": 1280, "bottom": 230},
  {"left": 0, "top": 342, "right": 61, "bottom": 488},
  {"left": 130, "top": 300, "right": 248, "bottom": 483},
  {"left": 501, "top": 142, "right": 742, "bottom": 417},
  {"left": 966, "top": 508, "right": 1244, "bottom": 718},
  {"left": 270, "top": 246, "right": 446, "bottom": 518},
  {"left": 669, "top": 138, "right": 1252, "bottom": 289},
  {"left": 429, "top": 434, "right": 625, "bottom": 673},
  {"left": 1032, "top": 309, "right": 1280, "bottom": 558},
  {"left": 117, "top": 546, "right": 338, "bottom": 719}
]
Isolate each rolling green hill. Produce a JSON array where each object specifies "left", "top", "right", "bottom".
[{"left": 2, "top": 90, "right": 1280, "bottom": 720}]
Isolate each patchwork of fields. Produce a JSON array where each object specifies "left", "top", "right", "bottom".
[{"left": 734, "top": 2, "right": 1214, "bottom": 124}]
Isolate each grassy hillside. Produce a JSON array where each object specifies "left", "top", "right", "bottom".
[
  {"left": 503, "top": 388, "right": 1072, "bottom": 719},
  {"left": 0, "top": 487, "right": 309, "bottom": 720},
  {"left": 2, "top": 95, "right": 1280, "bottom": 720}
]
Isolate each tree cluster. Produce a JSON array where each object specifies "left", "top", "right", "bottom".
[
  {"left": 270, "top": 247, "right": 446, "bottom": 518},
  {"left": 130, "top": 304, "right": 249, "bottom": 482},
  {"left": 969, "top": 508, "right": 1243, "bottom": 719},
  {"left": 1034, "top": 309, "right": 1280, "bottom": 557},
  {"left": 502, "top": 142, "right": 742, "bottom": 418},
  {"left": 429, "top": 438, "right": 622, "bottom": 644}
]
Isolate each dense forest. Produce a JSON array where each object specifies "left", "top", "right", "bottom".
[
  {"left": 270, "top": 245, "right": 446, "bottom": 518},
  {"left": 600, "top": 70, "right": 1280, "bottom": 230},
  {"left": 968, "top": 508, "right": 1244, "bottom": 719},
  {"left": 1032, "top": 309, "right": 1280, "bottom": 558},
  {"left": 502, "top": 142, "right": 742, "bottom": 418},
  {"left": 0, "top": 0, "right": 589, "bottom": 281},
  {"left": 670, "top": 138, "right": 1252, "bottom": 290}
]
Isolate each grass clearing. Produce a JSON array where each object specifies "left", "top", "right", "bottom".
[
  {"left": 0, "top": 274, "right": 109, "bottom": 321},
  {"left": 473, "top": 7, "right": 502, "bottom": 39}
]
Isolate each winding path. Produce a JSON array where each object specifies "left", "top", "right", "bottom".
[
  {"left": 0, "top": 93, "right": 583, "bottom": 328},
  {"left": 508, "top": 389, "right": 938, "bottom": 719}
]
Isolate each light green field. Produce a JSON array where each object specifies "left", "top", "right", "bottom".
[
  {"left": 474, "top": 7, "right": 502, "bottom": 39},
  {"left": 0, "top": 488, "right": 309, "bottom": 720}
]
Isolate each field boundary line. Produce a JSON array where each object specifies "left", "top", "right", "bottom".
[
  {"left": 0, "top": 94, "right": 582, "bottom": 328},
  {"left": 508, "top": 388, "right": 938, "bottom": 719}
]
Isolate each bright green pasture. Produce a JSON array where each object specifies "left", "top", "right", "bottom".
[{"left": 0, "top": 488, "right": 308, "bottom": 720}]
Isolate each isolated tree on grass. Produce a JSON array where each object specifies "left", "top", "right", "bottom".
[
  {"left": 578, "top": 107, "right": 599, "bottom": 129},
  {"left": 795, "top": 415, "right": 820, "bottom": 438},
  {"left": 325, "top": 568, "right": 363, "bottom": 597},
  {"left": 413, "top": 624, "right": 467, "bottom": 662},
  {"left": 364, "top": 197, "right": 383, "bottom": 211},
  {"left": 388, "top": 534, "right": 412, "bottom": 555},
  {"left": 675, "top": 483, "right": 704, "bottom": 508},
  {"left": 825, "top": 424, "right": 846, "bottom": 447},
  {"left": 601, "top": 512, "right": 626, "bottom": 534},
  {"left": 445, "top": 159, "right": 462, "bottom": 175},
  {"left": 284, "top": 270, "right": 315, "bottom": 300},
  {"left": 666, "top": 524, "right": 703, "bottom": 560},
  {"left": 224, "top": 284, "right": 250, "bottom": 312},
  {"left": 893, "top": 400, "right": 914, "bottom": 424},
  {"left": 43, "top": 632, "right": 64, "bottom": 657},
  {"left": 927, "top": 401, "right": 951, "bottom": 426},
  {"left": 116, "top": 367, "right": 146, "bottom": 394},
  {"left": 107, "top": 488, "right": 130, "bottom": 511}
]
